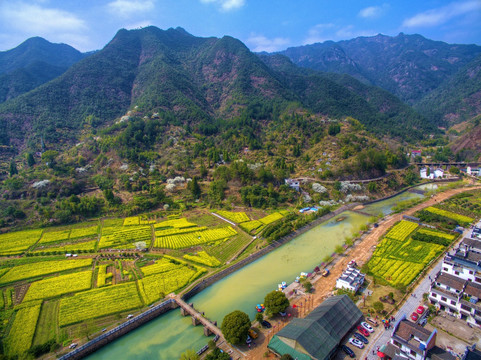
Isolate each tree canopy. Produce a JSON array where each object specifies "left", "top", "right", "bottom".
[
  {"left": 264, "top": 290, "right": 289, "bottom": 315},
  {"left": 221, "top": 310, "right": 251, "bottom": 345}
]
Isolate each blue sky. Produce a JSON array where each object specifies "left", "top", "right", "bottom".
[{"left": 0, "top": 0, "right": 480, "bottom": 52}]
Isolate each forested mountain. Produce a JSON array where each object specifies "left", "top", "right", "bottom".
[
  {"left": 277, "top": 33, "right": 481, "bottom": 113},
  {"left": 0, "top": 37, "right": 87, "bottom": 103},
  {"left": 0, "top": 27, "right": 436, "bottom": 152},
  {"left": 414, "top": 54, "right": 481, "bottom": 124}
]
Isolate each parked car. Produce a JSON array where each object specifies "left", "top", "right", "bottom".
[
  {"left": 360, "top": 321, "right": 374, "bottom": 333},
  {"left": 127, "top": 314, "right": 134, "bottom": 319},
  {"left": 353, "top": 332, "right": 369, "bottom": 344},
  {"left": 366, "top": 317, "right": 379, "bottom": 327},
  {"left": 248, "top": 329, "right": 258, "bottom": 339},
  {"left": 246, "top": 335, "right": 252, "bottom": 344},
  {"left": 411, "top": 312, "right": 419, "bottom": 322},
  {"left": 341, "top": 345, "right": 355, "bottom": 358},
  {"left": 69, "top": 343, "right": 78, "bottom": 349},
  {"left": 357, "top": 325, "right": 370, "bottom": 337},
  {"left": 349, "top": 338, "right": 364, "bottom": 349},
  {"left": 261, "top": 320, "right": 272, "bottom": 328},
  {"left": 416, "top": 305, "right": 425, "bottom": 314}
]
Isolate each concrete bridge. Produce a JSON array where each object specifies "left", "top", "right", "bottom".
[{"left": 171, "top": 294, "right": 223, "bottom": 337}]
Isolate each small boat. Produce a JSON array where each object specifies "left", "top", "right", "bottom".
[
  {"left": 336, "top": 216, "right": 346, "bottom": 222},
  {"left": 322, "top": 269, "right": 330, "bottom": 277}
]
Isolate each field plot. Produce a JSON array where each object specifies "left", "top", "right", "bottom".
[
  {"left": 205, "top": 234, "right": 252, "bottom": 263},
  {"left": 0, "top": 259, "right": 93, "bottom": 285},
  {"left": 139, "top": 258, "right": 180, "bottom": 276},
  {"left": 98, "top": 226, "right": 152, "bottom": 249},
  {"left": 259, "top": 212, "right": 284, "bottom": 225},
  {"left": 5, "top": 303, "right": 41, "bottom": 356},
  {"left": 39, "top": 229, "right": 71, "bottom": 245},
  {"left": 69, "top": 225, "right": 98, "bottom": 240},
  {"left": 0, "top": 229, "right": 43, "bottom": 256},
  {"left": 33, "top": 240, "right": 97, "bottom": 253},
  {"left": 123, "top": 217, "right": 139, "bottom": 226},
  {"left": 97, "top": 265, "right": 110, "bottom": 287},
  {"left": 239, "top": 220, "right": 264, "bottom": 233},
  {"left": 424, "top": 206, "right": 474, "bottom": 225},
  {"left": 184, "top": 251, "right": 221, "bottom": 267},
  {"left": 23, "top": 270, "right": 92, "bottom": 302},
  {"left": 33, "top": 301, "right": 58, "bottom": 346},
  {"left": 215, "top": 210, "right": 250, "bottom": 224},
  {"left": 154, "top": 226, "right": 237, "bottom": 249},
  {"left": 153, "top": 218, "right": 197, "bottom": 229},
  {"left": 58, "top": 282, "right": 143, "bottom": 326},
  {"left": 138, "top": 265, "right": 205, "bottom": 304},
  {"left": 416, "top": 229, "right": 455, "bottom": 240},
  {"left": 385, "top": 220, "right": 418, "bottom": 241},
  {"left": 368, "top": 231, "right": 444, "bottom": 286},
  {"left": 154, "top": 226, "right": 206, "bottom": 238}
]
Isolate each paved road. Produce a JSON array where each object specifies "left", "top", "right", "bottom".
[{"left": 362, "top": 228, "right": 470, "bottom": 360}]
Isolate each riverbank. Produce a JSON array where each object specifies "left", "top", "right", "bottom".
[{"left": 246, "top": 184, "right": 481, "bottom": 359}]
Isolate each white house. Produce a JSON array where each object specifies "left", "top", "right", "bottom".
[
  {"left": 388, "top": 317, "right": 437, "bottom": 360},
  {"left": 420, "top": 168, "right": 434, "bottom": 179},
  {"left": 434, "top": 168, "right": 444, "bottom": 178},
  {"left": 284, "top": 179, "right": 300, "bottom": 191},
  {"left": 467, "top": 166, "right": 481, "bottom": 177},
  {"left": 335, "top": 266, "right": 365, "bottom": 293}
]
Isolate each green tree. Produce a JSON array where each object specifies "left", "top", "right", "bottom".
[
  {"left": 41, "top": 150, "right": 59, "bottom": 168},
  {"left": 334, "top": 244, "right": 345, "bottom": 254},
  {"left": 303, "top": 281, "right": 313, "bottom": 292},
  {"left": 26, "top": 152, "right": 35, "bottom": 167},
  {"left": 205, "top": 347, "right": 230, "bottom": 360},
  {"left": 280, "top": 355, "right": 294, "bottom": 360},
  {"left": 255, "top": 312, "right": 264, "bottom": 324},
  {"left": 373, "top": 301, "right": 384, "bottom": 313},
  {"left": 179, "top": 349, "right": 200, "bottom": 360},
  {"left": 221, "top": 310, "right": 251, "bottom": 345},
  {"left": 264, "top": 290, "right": 289, "bottom": 315},
  {"left": 9, "top": 160, "right": 18, "bottom": 176},
  {"left": 449, "top": 166, "right": 460, "bottom": 175},
  {"left": 328, "top": 123, "right": 341, "bottom": 136},
  {"left": 189, "top": 176, "right": 201, "bottom": 199}
]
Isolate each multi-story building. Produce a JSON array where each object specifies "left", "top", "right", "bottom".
[
  {"left": 335, "top": 266, "right": 365, "bottom": 293},
  {"left": 440, "top": 246, "right": 481, "bottom": 284}
]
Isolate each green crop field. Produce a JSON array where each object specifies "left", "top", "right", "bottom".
[
  {"left": 23, "top": 271, "right": 92, "bottom": 302},
  {"left": 58, "top": 282, "right": 143, "bottom": 326},
  {"left": 0, "top": 259, "right": 93, "bottom": 285},
  {"left": 424, "top": 206, "right": 474, "bottom": 224},
  {"left": 139, "top": 258, "right": 180, "bottom": 276},
  {"left": 184, "top": 251, "right": 221, "bottom": 267},
  {"left": 204, "top": 234, "right": 252, "bottom": 263},
  {"left": 38, "top": 229, "right": 71, "bottom": 245},
  {"left": 69, "top": 225, "right": 98, "bottom": 240},
  {"left": 259, "top": 212, "right": 284, "bottom": 225},
  {"left": 33, "top": 301, "right": 58, "bottom": 346},
  {"left": 0, "top": 229, "right": 43, "bottom": 256},
  {"left": 417, "top": 228, "right": 455, "bottom": 240},
  {"left": 239, "top": 220, "right": 264, "bottom": 233},
  {"left": 33, "top": 240, "right": 97, "bottom": 253},
  {"left": 154, "top": 226, "right": 237, "bottom": 249},
  {"left": 385, "top": 220, "right": 418, "bottom": 241},
  {"left": 5, "top": 304, "right": 41, "bottom": 356},
  {"left": 215, "top": 210, "right": 250, "bottom": 224},
  {"left": 99, "top": 225, "right": 152, "bottom": 249}
]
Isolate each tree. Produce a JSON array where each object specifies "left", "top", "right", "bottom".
[
  {"left": 205, "top": 347, "right": 230, "bottom": 360},
  {"left": 449, "top": 166, "right": 460, "bottom": 175},
  {"left": 41, "top": 150, "right": 59, "bottom": 168},
  {"left": 303, "top": 281, "right": 313, "bottom": 292},
  {"left": 9, "top": 160, "right": 18, "bottom": 176},
  {"left": 179, "top": 349, "right": 199, "bottom": 360},
  {"left": 26, "top": 152, "right": 35, "bottom": 167},
  {"left": 189, "top": 176, "right": 201, "bottom": 199},
  {"left": 255, "top": 313, "right": 264, "bottom": 323},
  {"left": 264, "top": 290, "right": 289, "bottom": 315},
  {"left": 280, "top": 355, "right": 294, "bottom": 360},
  {"left": 221, "top": 310, "right": 251, "bottom": 345},
  {"left": 328, "top": 123, "right": 341, "bottom": 136},
  {"left": 373, "top": 301, "right": 384, "bottom": 313}
]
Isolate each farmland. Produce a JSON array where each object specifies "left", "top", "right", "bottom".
[
  {"left": 23, "top": 270, "right": 92, "bottom": 302},
  {"left": 33, "top": 240, "right": 97, "bottom": 253},
  {"left": 368, "top": 220, "right": 447, "bottom": 287},
  {"left": 5, "top": 304, "right": 41, "bottom": 356},
  {"left": 0, "top": 259, "right": 93, "bottom": 285},
  {"left": 154, "top": 226, "right": 237, "bottom": 249},
  {"left": 99, "top": 225, "right": 152, "bottom": 249},
  {"left": 58, "top": 282, "right": 143, "bottom": 326},
  {"left": 214, "top": 210, "right": 250, "bottom": 224},
  {"left": 184, "top": 251, "right": 221, "bottom": 267},
  {"left": 424, "top": 206, "right": 474, "bottom": 225},
  {"left": 39, "top": 229, "right": 71, "bottom": 245},
  {"left": 0, "top": 229, "right": 43, "bottom": 256}
]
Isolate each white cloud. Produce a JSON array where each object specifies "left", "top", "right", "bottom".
[
  {"left": 304, "top": 23, "right": 376, "bottom": 44},
  {"left": 358, "top": 4, "right": 388, "bottom": 19},
  {"left": 303, "top": 23, "right": 335, "bottom": 44},
  {"left": 200, "top": 0, "right": 245, "bottom": 11},
  {"left": 0, "top": 2, "right": 87, "bottom": 34},
  {"left": 402, "top": 0, "right": 481, "bottom": 28},
  {"left": 246, "top": 34, "right": 290, "bottom": 52},
  {"left": 124, "top": 20, "right": 154, "bottom": 30},
  {"left": 107, "top": 0, "right": 155, "bottom": 18}
]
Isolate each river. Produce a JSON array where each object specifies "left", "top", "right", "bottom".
[{"left": 87, "top": 185, "right": 434, "bottom": 359}]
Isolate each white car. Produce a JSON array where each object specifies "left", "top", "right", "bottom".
[
  {"left": 349, "top": 338, "right": 364, "bottom": 349},
  {"left": 361, "top": 321, "right": 374, "bottom": 333}
]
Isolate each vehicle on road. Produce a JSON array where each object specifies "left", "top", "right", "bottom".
[
  {"left": 349, "top": 338, "right": 364, "bottom": 349},
  {"left": 357, "top": 325, "right": 370, "bottom": 337},
  {"left": 360, "top": 321, "right": 374, "bottom": 333},
  {"left": 342, "top": 345, "right": 355, "bottom": 358},
  {"left": 246, "top": 335, "right": 252, "bottom": 344},
  {"left": 261, "top": 320, "right": 272, "bottom": 328},
  {"left": 248, "top": 329, "right": 258, "bottom": 339},
  {"left": 411, "top": 312, "right": 419, "bottom": 322},
  {"left": 353, "top": 332, "right": 369, "bottom": 344},
  {"left": 69, "top": 343, "right": 78, "bottom": 349},
  {"left": 366, "top": 317, "right": 379, "bottom": 327},
  {"left": 416, "top": 305, "right": 425, "bottom": 314}
]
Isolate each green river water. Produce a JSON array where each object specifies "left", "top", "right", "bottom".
[{"left": 87, "top": 186, "right": 433, "bottom": 360}]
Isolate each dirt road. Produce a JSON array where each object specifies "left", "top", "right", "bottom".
[{"left": 246, "top": 185, "right": 480, "bottom": 359}]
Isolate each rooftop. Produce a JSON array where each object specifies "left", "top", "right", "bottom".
[
  {"left": 394, "top": 319, "right": 433, "bottom": 343},
  {"left": 436, "top": 272, "right": 467, "bottom": 292}
]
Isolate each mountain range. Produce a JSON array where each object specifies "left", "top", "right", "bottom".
[{"left": 0, "top": 27, "right": 480, "bottom": 156}]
